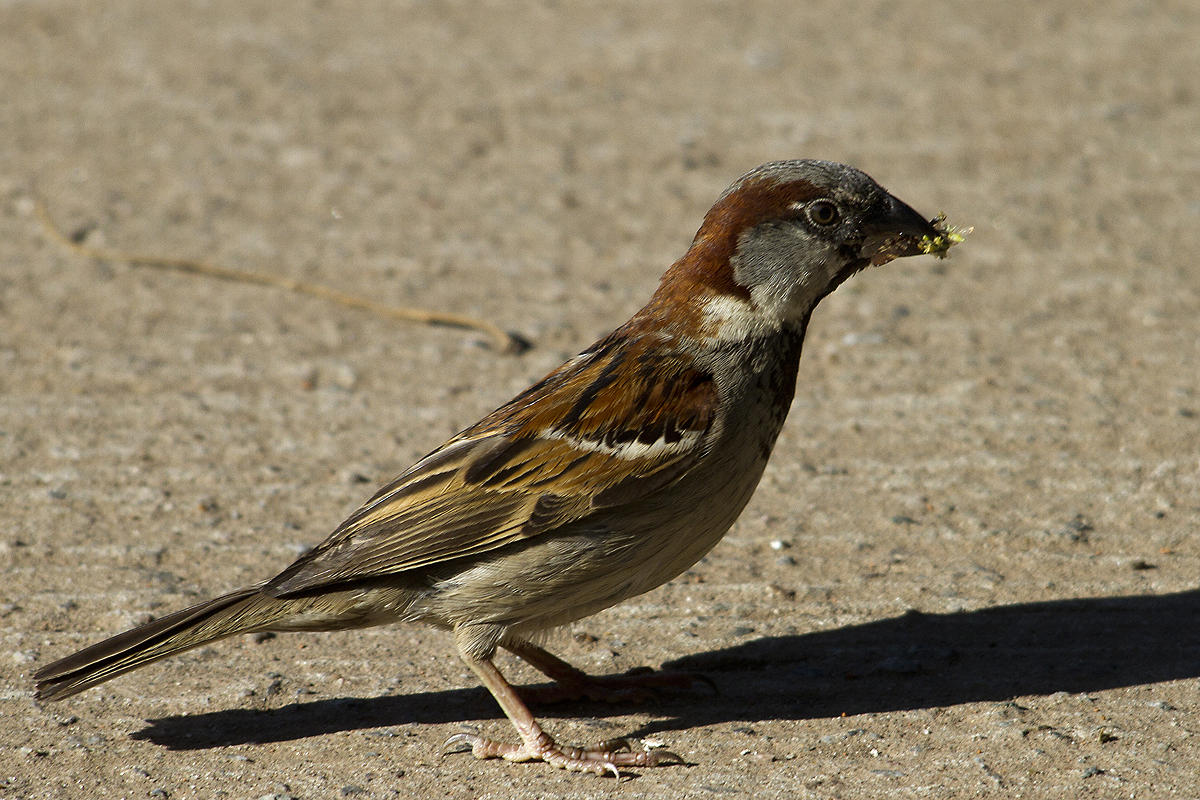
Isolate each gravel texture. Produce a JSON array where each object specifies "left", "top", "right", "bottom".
[{"left": 3, "top": 2, "right": 1198, "bottom": 798}]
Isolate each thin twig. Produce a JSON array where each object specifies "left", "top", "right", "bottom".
[{"left": 34, "top": 194, "right": 527, "bottom": 354}]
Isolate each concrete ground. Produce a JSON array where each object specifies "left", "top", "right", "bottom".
[{"left": 3, "top": 1, "right": 1198, "bottom": 798}]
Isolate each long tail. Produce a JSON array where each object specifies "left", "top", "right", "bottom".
[{"left": 35, "top": 587, "right": 293, "bottom": 702}]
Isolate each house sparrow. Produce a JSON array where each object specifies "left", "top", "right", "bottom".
[{"left": 35, "top": 160, "right": 948, "bottom": 776}]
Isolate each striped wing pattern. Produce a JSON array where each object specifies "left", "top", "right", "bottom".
[{"left": 266, "top": 337, "right": 718, "bottom": 596}]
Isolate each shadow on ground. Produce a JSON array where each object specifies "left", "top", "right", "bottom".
[{"left": 133, "top": 589, "right": 1200, "bottom": 749}]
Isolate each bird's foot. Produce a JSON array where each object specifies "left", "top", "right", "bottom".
[{"left": 444, "top": 732, "right": 681, "bottom": 777}]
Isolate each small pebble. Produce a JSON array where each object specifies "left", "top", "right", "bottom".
[{"left": 328, "top": 362, "right": 359, "bottom": 391}]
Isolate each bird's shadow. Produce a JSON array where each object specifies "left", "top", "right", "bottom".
[{"left": 132, "top": 589, "right": 1200, "bottom": 749}]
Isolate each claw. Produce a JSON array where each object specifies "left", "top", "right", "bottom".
[
  {"left": 602, "top": 737, "right": 685, "bottom": 766},
  {"left": 451, "top": 655, "right": 680, "bottom": 776},
  {"left": 591, "top": 737, "right": 633, "bottom": 754},
  {"left": 648, "top": 749, "right": 685, "bottom": 765},
  {"left": 442, "top": 730, "right": 673, "bottom": 776},
  {"left": 442, "top": 732, "right": 479, "bottom": 755}
]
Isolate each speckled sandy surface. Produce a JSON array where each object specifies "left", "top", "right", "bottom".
[{"left": 3, "top": 2, "right": 1199, "bottom": 798}]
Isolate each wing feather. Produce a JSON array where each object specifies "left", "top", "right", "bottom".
[{"left": 266, "top": 338, "right": 719, "bottom": 596}]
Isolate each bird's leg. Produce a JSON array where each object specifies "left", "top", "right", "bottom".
[
  {"left": 504, "top": 638, "right": 715, "bottom": 705},
  {"left": 444, "top": 656, "right": 678, "bottom": 776}
]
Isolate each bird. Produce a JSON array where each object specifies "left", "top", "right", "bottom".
[{"left": 35, "top": 159, "right": 950, "bottom": 776}]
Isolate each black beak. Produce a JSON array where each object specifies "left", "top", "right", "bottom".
[{"left": 859, "top": 194, "right": 941, "bottom": 265}]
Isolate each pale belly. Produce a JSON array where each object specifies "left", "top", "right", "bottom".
[
  {"left": 417, "top": 402, "right": 783, "bottom": 635},
  {"left": 414, "top": 333, "right": 802, "bottom": 637}
]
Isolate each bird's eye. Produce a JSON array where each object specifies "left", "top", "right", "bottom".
[{"left": 806, "top": 200, "right": 840, "bottom": 226}]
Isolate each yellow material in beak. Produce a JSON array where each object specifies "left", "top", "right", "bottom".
[{"left": 918, "top": 214, "right": 972, "bottom": 259}]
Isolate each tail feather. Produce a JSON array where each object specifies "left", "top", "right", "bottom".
[{"left": 34, "top": 587, "right": 276, "bottom": 702}]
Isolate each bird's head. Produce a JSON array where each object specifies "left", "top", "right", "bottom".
[{"left": 652, "top": 160, "right": 947, "bottom": 341}]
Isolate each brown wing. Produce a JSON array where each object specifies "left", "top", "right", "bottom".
[{"left": 266, "top": 337, "right": 719, "bottom": 596}]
